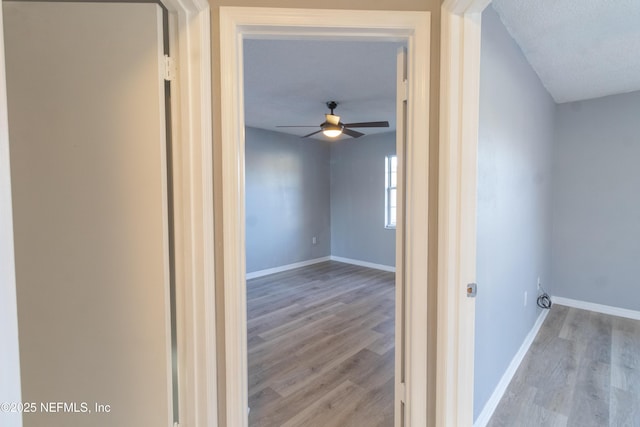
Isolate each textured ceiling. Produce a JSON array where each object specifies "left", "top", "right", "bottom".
[
  {"left": 243, "top": 39, "right": 403, "bottom": 140},
  {"left": 492, "top": 0, "right": 640, "bottom": 103}
]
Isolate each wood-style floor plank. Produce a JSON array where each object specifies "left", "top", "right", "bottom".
[
  {"left": 247, "top": 261, "right": 395, "bottom": 427},
  {"left": 488, "top": 305, "right": 640, "bottom": 427}
]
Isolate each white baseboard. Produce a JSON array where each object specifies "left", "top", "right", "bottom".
[
  {"left": 246, "top": 255, "right": 395, "bottom": 280},
  {"left": 552, "top": 296, "right": 640, "bottom": 321},
  {"left": 246, "top": 256, "right": 331, "bottom": 280},
  {"left": 474, "top": 309, "right": 550, "bottom": 427},
  {"left": 329, "top": 255, "right": 395, "bottom": 272}
]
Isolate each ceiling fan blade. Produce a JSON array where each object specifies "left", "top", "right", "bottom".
[
  {"left": 343, "top": 121, "right": 390, "bottom": 128},
  {"left": 276, "top": 125, "right": 319, "bottom": 128},
  {"left": 302, "top": 129, "right": 323, "bottom": 138},
  {"left": 325, "top": 114, "right": 340, "bottom": 126},
  {"left": 342, "top": 128, "right": 364, "bottom": 138}
]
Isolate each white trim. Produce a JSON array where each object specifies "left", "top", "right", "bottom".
[
  {"left": 446, "top": 0, "right": 492, "bottom": 14},
  {"left": 473, "top": 309, "right": 550, "bottom": 427},
  {"left": 246, "top": 256, "right": 331, "bottom": 280},
  {"left": 219, "top": 7, "right": 430, "bottom": 426},
  {"left": 438, "top": 0, "right": 489, "bottom": 425},
  {"left": 553, "top": 296, "right": 640, "bottom": 321},
  {"left": 160, "top": 1, "right": 216, "bottom": 425},
  {"left": 394, "top": 45, "right": 407, "bottom": 427},
  {"left": 245, "top": 255, "right": 395, "bottom": 280},
  {"left": 330, "top": 256, "right": 396, "bottom": 273}
]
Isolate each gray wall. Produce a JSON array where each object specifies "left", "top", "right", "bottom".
[
  {"left": 552, "top": 91, "right": 640, "bottom": 311},
  {"left": 245, "top": 128, "right": 396, "bottom": 272},
  {"left": 474, "top": 6, "right": 555, "bottom": 420},
  {"left": 330, "top": 132, "right": 396, "bottom": 267},
  {"left": 245, "top": 127, "right": 331, "bottom": 273}
]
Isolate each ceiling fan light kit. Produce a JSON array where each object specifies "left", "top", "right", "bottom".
[
  {"left": 322, "top": 123, "right": 343, "bottom": 138},
  {"left": 276, "top": 101, "right": 389, "bottom": 139}
]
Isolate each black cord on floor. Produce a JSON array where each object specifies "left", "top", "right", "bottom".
[{"left": 537, "top": 284, "right": 552, "bottom": 309}]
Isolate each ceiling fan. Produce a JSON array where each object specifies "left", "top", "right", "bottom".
[{"left": 276, "top": 101, "right": 389, "bottom": 139}]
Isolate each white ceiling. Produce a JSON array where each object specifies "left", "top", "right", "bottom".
[
  {"left": 243, "top": 39, "right": 403, "bottom": 140},
  {"left": 492, "top": 0, "right": 640, "bottom": 103}
]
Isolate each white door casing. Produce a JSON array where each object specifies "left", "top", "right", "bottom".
[
  {"left": 395, "top": 45, "right": 408, "bottom": 425},
  {"left": 159, "top": 0, "right": 217, "bottom": 425},
  {"left": 438, "top": 0, "right": 490, "bottom": 425},
  {"left": 219, "top": 7, "right": 430, "bottom": 427}
]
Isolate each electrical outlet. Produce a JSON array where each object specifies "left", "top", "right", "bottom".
[
  {"left": 537, "top": 277, "right": 541, "bottom": 291},
  {"left": 312, "top": 236, "right": 317, "bottom": 245},
  {"left": 524, "top": 291, "right": 528, "bottom": 307}
]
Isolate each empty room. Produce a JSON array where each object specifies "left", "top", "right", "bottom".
[
  {"left": 472, "top": 2, "right": 640, "bottom": 426},
  {"left": 242, "top": 39, "right": 402, "bottom": 426}
]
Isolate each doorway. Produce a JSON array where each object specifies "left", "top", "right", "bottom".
[
  {"left": 218, "top": 7, "right": 431, "bottom": 426},
  {"left": 243, "top": 38, "right": 401, "bottom": 425}
]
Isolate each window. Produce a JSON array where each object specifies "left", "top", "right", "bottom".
[{"left": 385, "top": 155, "right": 397, "bottom": 229}]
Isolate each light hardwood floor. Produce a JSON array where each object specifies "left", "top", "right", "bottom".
[
  {"left": 246, "top": 261, "right": 395, "bottom": 427},
  {"left": 488, "top": 304, "right": 640, "bottom": 427}
]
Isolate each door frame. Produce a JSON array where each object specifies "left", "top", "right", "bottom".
[
  {"left": 155, "top": 0, "right": 217, "bottom": 425},
  {"left": 0, "top": 0, "right": 216, "bottom": 425},
  {"left": 438, "top": 0, "right": 490, "bottom": 425},
  {"left": 218, "top": 7, "right": 430, "bottom": 426}
]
